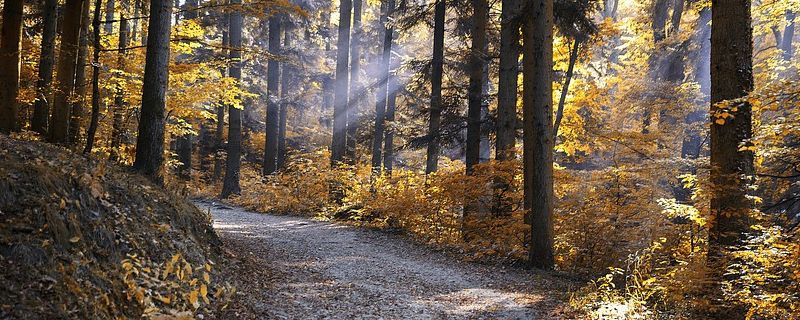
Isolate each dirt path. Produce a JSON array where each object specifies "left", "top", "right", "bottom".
[{"left": 196, "top": 201, "right": 576, "bottom": 319}]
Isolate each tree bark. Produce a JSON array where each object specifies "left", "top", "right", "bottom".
[
  {"left": 781, "top": 11, "right": 795, "bottom": 61},
  {"left": 132, "top": 0, "right": 173, "bottom": 182},
  {"left": 465, "top": 0, "right": 488, "bottom": 175},
  {"left": 32, "top": 0, "right": 59, "bottom": 134},
  {"left": 277, "top": 23, "right": 291, "bottom": 170},
  {"left": 495, "top": 0, "right": 520, "bottom": 161},
  {"left": 708, "top": 0, "right": 754, "bottom": 316},
  {"left": 424, "top": 0, "right": 445, "bottom": 173},
  {"left": 105, "top": 0, "right": 116, "bottom": 33},
  {"left": 49, "top": 0, "right": 85, "bottom": 143},
  {"left": 84, "top": 0, "right": 104, "bottom": 154},
  {"left": 213, "top": 13, "right": 229, "bottom": 182},
  {"left": 70, "top": 0, "right": 91, "bottom": 146},
  {"left": 522, "top": 0, "right": 555, "bottom": 270},
  {"left": 264, "top": 16, "right": 282, "bottom": 174},
  {"left": 345, "top": 0, "right": 363, "bottom": 163},
  {"left": 373, "top": 0, "right": 395, "bottom": 173},
  {"left": 331, "top": 0, "right": 352, "bottom": 166},
  {"left": 221, "top": 0, "right": 243, "bottom": 197},
  {"left": 0, "top": 0, "right": 23, "bottom": 133}
]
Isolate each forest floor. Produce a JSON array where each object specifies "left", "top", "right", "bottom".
[{"left": 197, "top": 200, "right": 581, "bottom": 319}]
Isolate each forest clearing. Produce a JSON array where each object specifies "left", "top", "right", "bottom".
[{"left": 0, "top": 0, "right": 799, "bottom": 318}]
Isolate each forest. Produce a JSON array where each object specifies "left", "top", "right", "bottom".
[{"left": 0, "top": 0, "right": 798, "bottom": 318}]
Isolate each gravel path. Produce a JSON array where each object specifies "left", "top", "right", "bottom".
[{"left": 196, "top": 201, "right": 576, "bottom": 319}]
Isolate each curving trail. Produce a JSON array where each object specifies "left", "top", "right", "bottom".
[{"left": 195, "top": 201, "right": 574, "bottom": 319}]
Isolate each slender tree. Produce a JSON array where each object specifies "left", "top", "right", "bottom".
[
  {"left": 465, "top": 0, "right": 488, "bottom": 174},
  {"left": 214, "top": 12, "right": 229, "bottom": 182},
  {"left": 132, "top": 0, "right": 173, "bottom": 181},
  {"left": 425, "top": 0, "right": 445, "bottom": 173},
  {"left": 707, "top": 0, "right": 754, "bottom": 315},
  {"left": 372, "top": 0, "right": 395, "bottom": 173},
  {"left": 781, "top": 11, "right": 795, "bottom": 61},
  {"left": 277, "top": 23, "right": 292, "bottom": 170},
  {"left": 345, "top": 0, "right": 363, "bottom": 162},
  {"left": 49, "top": 0, "right": 85, "bottom": 143},
  {"left": 264, "top": 15, "right": 282, "bottom": 174},
  {"left": 32, "top": 0, "right": 59, "bottom": 134},
  {"left": 84, "top": 0, "right": 104, "bottom": 153},
  {"left": 221, "top": 0, "right": 244, "bottom": 197},
  {"left": 70, "top": 0, "right": 92, "bottom": 145},
  {"left": 0, "top": 0, "right": 23, "bottom": 133},
  {"left": 331, "top": 0, "right": 352, "bottom": 166},
  {"left": 495, "top": 0, "right": 520, "bottom": 161},
  {"left": 523, "top": 0, "right": 555, "bottom": 270}
]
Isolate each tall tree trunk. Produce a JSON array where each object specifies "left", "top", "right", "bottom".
[
  {"left": 345, "top": 0, "right": 363, "bottom": 163},
  {"left": 0, "top": 0, "right": 23, "bottom": 133},
  {"left": 670, "top": 0, "right": 684, "bottom": 34},
  {"left": 479, "top": 49, "right": 491, "bottom": 163},
  {"left": 49, "top": 0, "right": 85, "bottom": 143},
  {"left": 70, "top": 0, "right": 91, "bottom": 145},
  {"left": 174, "top": 0, "right": 192, "bottom": 179},
  {"left": 424, "top": 0, "right": 445, "bottom": 173},
  {"left": 213, "top": 13, "right": 229, "bottom": 183},
  {"left": 105, "top": 0, "right": 116, "bottom": 33},
  {"left": 84, "top": 0, "right": 104, "bottom": 154},
  {"left": 708, "top": 0, "right": 754, "bottom": 315},
  {"left": 373, "top": 0, "right": 395, "bottom": 173},
  {"left": 781, "top": 11, "right": 795, "bottom": 61},
  {"left": 220, "top": 0, "right": 243, "bottom": 197},
  {"left": 383, "top": 68, "right": 397, "bottom": 174},
  {"left": 465, "top": 0, "right": 488, "bottom": 174},
  {"left": 110, "top": 5, "right": 130, "bottom": 160},
  {"left": 331, "top": 0, "right": 352, "bottom": 166},
  {"left": 523, "top": 0, "right": 555, "bottom": 270},
  {"left": 32, "top": 0, "right": 59, "bottom": 134},
  {"left": 132, "top": 0, "right": 173, "bottom": 182},
  {"left": 277, "top": 23, "right": 291, "bottom": 170},
  {"left": 264, "top": 16, "right": 281, "bottom": 174},
  {"left": 495, "top": 0, "right": 520, "bottom": 161}
]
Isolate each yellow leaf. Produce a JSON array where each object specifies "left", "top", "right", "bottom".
[
  {"left": 715, "top": 118, "right": 725, "bottom": 125},
  {"left": 156, "top": 295, "right": 171, "bottom": 305},
  {"left": 203, "top": 272, "right": 210, "bottom": 283},
  {"left": 201, "top": 284, "right": 209, "bottom": 304}
]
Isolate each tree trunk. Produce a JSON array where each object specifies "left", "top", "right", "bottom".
[
  {"left": 110, "top": 6, "right": 130, "bottom": 160},
  {"left": 781, "top": 11, "right": 795, "bottom": 61},
  {"left": 331, "top": 0, "right": 352, "bottom": 166},
  {"left": 495, "top": 0, "right": 520, "bottom": 161},
  {"left": 213, "top": 13, "right": 229, "bottom": 183},
  {"left": 83, "top": 0, "right": 104, "bottom": 154},
  {"left": 424, "top": 0, "right": 445, "bottom": 173},
  {"left": 345, "top": 0, "right": 363, "bottom": 163},
  {"left": 32, "top": 0, "right": 59, "bottom": 134},
  {"left": 49, "top": 0, "right": 85, "bottom": 143},
  {"left": 373, "top": 0, "right": 395, "bottom": 173},
  {"left": 132, "top": 0, "right": 173, "bottom": 182},
  {"left": 465, "top": 0, "right": 488, "bottom": 175},
  {"left": 522, "top": 0, "right": 555, "bottom": 270},
  {"left": 383, "top": 39, "right": 398, "bottom": 174},
  {"left": 0, "top": 0, "right": 23, "bottom": 133},
  {"left": 105, "top": 0, "right": 115, "bottom": 33},
  {"left": 264, "top": 16, "right": 282, "bottom": 174},
  {"left": 670, "top": 0, "right": 684, "bottom": 34},
  {"left": 220, "top": 0, "right": 243, "bottom": 197},
  {"left": 553, "top": 39, "right": 579, "bottom": 139},
  {"left": 277, "top": 23, "right": 291, "bottom": 170},
  {"left": 68, "top": 0, "right": 91, "bottom": 145},
  {"left": 708, "top": 0, "right": 754, "bottom": 315}
]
